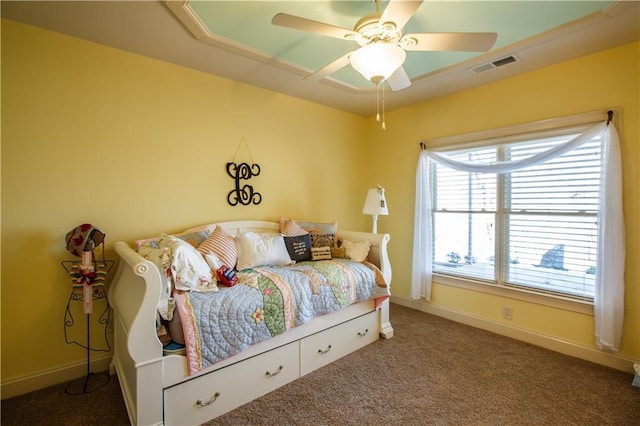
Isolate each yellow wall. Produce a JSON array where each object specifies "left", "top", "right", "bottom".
[
  {"left": 1, "top": 19, "right": 369, "bottom": 384},
  {"left": 2, "top": 17, "right": 638, "bottom": 393},
  {"left": 367, "top": 41, "right": 639, "bottom": 362}
]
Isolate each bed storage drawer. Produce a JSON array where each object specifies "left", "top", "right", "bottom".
[
  {"left": 163, "top": 342, "right": 299, "bottom": 425},
  {"left": 300, "top": 310, "right": 378, "bottom": 376}
]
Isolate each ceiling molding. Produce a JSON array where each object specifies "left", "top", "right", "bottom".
[{"left": 2, "top": 0, "right": 638, "bottom": 117}]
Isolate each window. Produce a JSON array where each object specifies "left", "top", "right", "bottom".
[{"left": 431, "top": 126, "right": 602, "bottom": 300}]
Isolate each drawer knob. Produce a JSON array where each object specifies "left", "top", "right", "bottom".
[
  {"left": 196, "top": 392, "right": 221, "bottom": 407},
  {"left": 358, "top": 329, "right": 369, "bottom": 337},
  {"left": 266, "top": 365, "right": 284, "bottom": 377},
  {"left": 318, "top": 345, "right": 332, "bottom": 355}
]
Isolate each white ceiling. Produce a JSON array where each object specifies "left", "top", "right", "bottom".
[{"left": 2, "top": 1, "right": 639, "bottom": 116}]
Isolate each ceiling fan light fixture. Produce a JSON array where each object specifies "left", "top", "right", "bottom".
[{"left": 349, "top": 43, "right": 406, "bottom": 84}]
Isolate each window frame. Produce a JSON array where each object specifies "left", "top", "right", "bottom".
[{"left": 423, "top": 110, "right": 614, "bottom": 315}]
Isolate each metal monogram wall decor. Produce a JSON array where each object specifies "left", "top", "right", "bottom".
[{"left": 227, "top": 139, "right": 262, "bottom": 206}]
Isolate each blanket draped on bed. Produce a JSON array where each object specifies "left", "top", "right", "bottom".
[{"left": 174, "top": 259, "right": 389, "bottom": 375}]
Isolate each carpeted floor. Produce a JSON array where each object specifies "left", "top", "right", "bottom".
[{"left": 2, "top": 303, "right": 638, "bottom": 425}]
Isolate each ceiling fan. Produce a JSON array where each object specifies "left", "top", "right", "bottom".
[{"left": 272, "top": 0, "right": 498, "bottom": 91}]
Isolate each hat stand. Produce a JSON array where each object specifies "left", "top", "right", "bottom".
[{"left": 61, "top": 248, "right": 114, "bottom": 395}]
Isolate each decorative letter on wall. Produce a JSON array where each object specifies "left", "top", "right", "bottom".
[
  {"left": 226, "top": 162, "right": 262, "bottom": 206},
  {"left": 227, "top": 138, "right": 262, "bottom": 206}
]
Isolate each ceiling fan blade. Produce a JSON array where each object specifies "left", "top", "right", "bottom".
[
  {"left": 379, "top": 0, "right": 424, "bottom": 31},
  {"left": 272, "top": 13, "right": 359, "bottom": 40},
  {"left": 304, "top": 51, "right": 353, "bottom": 82},
  {"left": 402, "top": 32, "right": 498, "bottom": 52},
  {"left": 386, "top": 66, "right": 411, "bottom": 91}
]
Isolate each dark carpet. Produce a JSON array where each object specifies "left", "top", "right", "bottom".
[{"left": 2, "top": 304, "right": 638, "bottom": 425}]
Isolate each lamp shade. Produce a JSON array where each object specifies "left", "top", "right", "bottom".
[
  {"left": 362, "top": 188, "right": 389, "bottom": 216},
  {"left": 350, "top": 43, "right": 406, "bottom": 84}
]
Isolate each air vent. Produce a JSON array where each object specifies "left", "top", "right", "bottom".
[{"left": 469, "top": 54, "right": 520, "bottom": 74}]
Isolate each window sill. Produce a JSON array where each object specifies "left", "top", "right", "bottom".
[{"left": 433, "top": 273, "right": 594, "bottom": 316}]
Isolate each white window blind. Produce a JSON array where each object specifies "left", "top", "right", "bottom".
[{"left": 431, "top": 129, "right": 602, "bottom": 300}]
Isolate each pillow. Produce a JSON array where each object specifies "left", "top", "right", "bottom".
[
  {"left": 203, "top": 252, "right": 223, "bottom": 271},
  {"left": 236, "top": 231, "right": 294, "bottom": 270},
  {"left": 280, "top": 218, "right": 309, "bottom": 237},
  {"left": 341, "top": 239, "right": 371, "bottom": 262},
  {"left": 160, "top": 234, "right": 218, "bottom": 292},
  {"left": 137, "top": 244, "right": 174, "bottom": 320},
  {"left": 197, "top": 225, "right": 238, "bottom": 269},
  {"left": 284, "top": 234, "right": 313, "bottom": 262},
  {"left": 137, "top": 244, "right": 171, "bottom": 270},
  {"left": 331, "top": 246, "right": 347, "bottom": 259},
  {"left": 279, "top": 217, "right": 337, "bottom": 248},
  {"left": 176, "top": 229, "right": 211, "bottom": 248},
  {"left": 135, "top": 227, "right": 211, "bottom": 249},
  {"left": 311, "top": 246, "right": 332, "bottom": 261}
]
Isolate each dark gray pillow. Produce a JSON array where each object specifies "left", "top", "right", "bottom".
[{"left": 284, "top": 234, "right": 312, "bottom": 262}]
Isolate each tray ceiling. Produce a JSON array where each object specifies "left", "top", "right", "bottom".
[{"left": 2, "top": 1, "right": 639, "bottom": 116}]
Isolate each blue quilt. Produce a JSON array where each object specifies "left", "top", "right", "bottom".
[{"left": 174, "top": 259, "right": 389, "bottom": 375}]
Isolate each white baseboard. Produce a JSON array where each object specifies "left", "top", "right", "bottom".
[
  {"left": 1, "top": 354, "right": 113, "bottom": 400},
  {"left": 390, "top": 295, "right": 636, "bottom": 373}
]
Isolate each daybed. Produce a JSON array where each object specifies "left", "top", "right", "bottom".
[{"left": 108, "top": 220, "right": 393, "bottom": 426}]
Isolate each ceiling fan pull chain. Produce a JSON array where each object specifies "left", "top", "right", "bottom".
[
  {"left": 376, "top": 83, "right": 381, "bottom": 123},
  {"left": 381, "top": 82, "right": 386, "bottom": 130}
]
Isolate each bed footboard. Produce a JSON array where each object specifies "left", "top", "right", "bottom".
[
  {"left": 340, "top": 230, "right": 394, "bottom": 338},
  {"left": 109, "top": 241, "right": 165, "bottom": 426}
]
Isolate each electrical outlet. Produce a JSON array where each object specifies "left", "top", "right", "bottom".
[{"left": 502, "top": 306, "right": 513, "bottom": 320}]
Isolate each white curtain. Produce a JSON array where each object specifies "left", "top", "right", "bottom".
[
  {"left": 411, "top": 120, "right": 625, "bottom": 351},
  {"left": 411, "top": 152, "right": 432, "bottom": 300},
  {"left": 594, "top": 123, "right": 625, "bottom": 351}
]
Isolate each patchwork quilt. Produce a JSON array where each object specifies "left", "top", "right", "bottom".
[{"left": 174, "top": 259, "right": 389, "bottom": 375}]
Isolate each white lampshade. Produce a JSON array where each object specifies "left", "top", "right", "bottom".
[
  {"left": 362, "top": 188, "right": 389, "bottom": 215},
  {"left": 350, "top": 43, "right": 406, "bottom": 84},
  {"left": 362, "top": 187, "right": 389, "bottom": 233}
]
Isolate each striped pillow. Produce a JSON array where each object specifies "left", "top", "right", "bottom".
[
  {"left": 280, "top": 218, "right": 309, "bottom": 237},
  {"left": 197, "top": 226, "right": 238, "bottom": 269}
]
